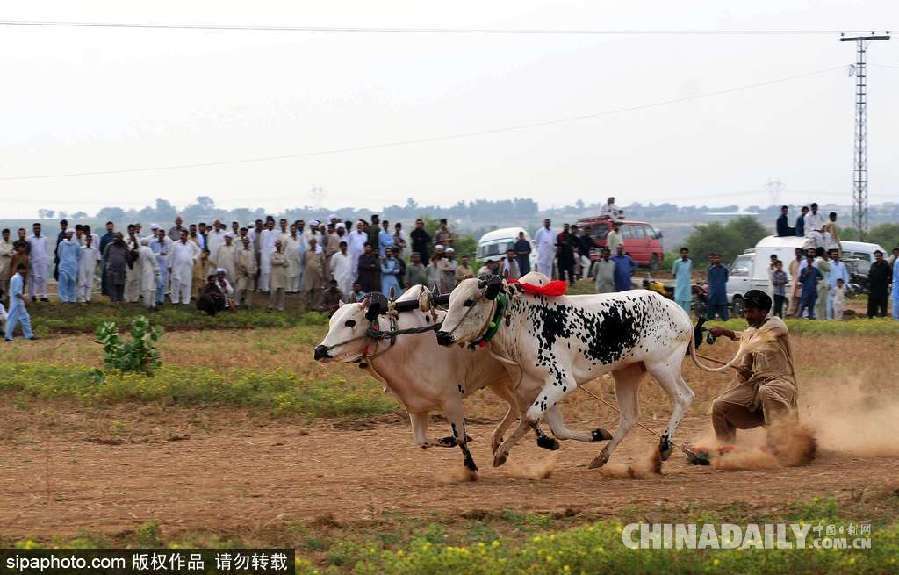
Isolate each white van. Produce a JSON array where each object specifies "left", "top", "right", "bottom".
[
  {"left": 726, "top": 235, "right": 810, "bottom": 314},
  {"left": 477, "top": 227, "right": 535, "bottom": 266},
  {"left": 838, "top": 240, "right": 887, "bottom": 276},
  {"left": 725, "top": 235, "right": 886, "bottom": 314}
]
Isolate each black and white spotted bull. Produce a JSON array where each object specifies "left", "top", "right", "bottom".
[
  {"left": 313, "top": 285, "right": 610, "bottom": 476},
  {"left": 436, "top": 274, "right": 695, "bottom": 469}
]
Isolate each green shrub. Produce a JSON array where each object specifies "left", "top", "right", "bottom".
[{"left": 96, "top": 315, "right": 162, "bottom": 375}]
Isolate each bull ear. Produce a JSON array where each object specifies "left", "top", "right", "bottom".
[
  {"left": 477, "top": 279, "right": 487, "bottom": 290},
  {"left": 484, "top": 277, "right": 503, "bottom": 300}
]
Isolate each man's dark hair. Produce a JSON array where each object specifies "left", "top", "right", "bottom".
[
  {"left": 815, "top": 247, "right": 825, "bottom": 257},
  {"left": 874, "top": 249, "right": 883, "bottom": 256},
  {"left": 60, "top": 219, "right": 68, "bottom": 225},
  {"left": 2, "top": 228, "right": 9, "bottom": 234},
  {"left": 106, "top": 221, "right": 114, "bottom": 226},
  {"left": 781, "top": 205, "right": 788, "bottom": 210},
  {"left": 680, "top": 247, "right": 688, "bottom": 252},
  {"left": 17, "top": 262, "right": 27, "bottom": 271},
  {"left": 743, "top": 289, "right": 772, "bottom": 312}
]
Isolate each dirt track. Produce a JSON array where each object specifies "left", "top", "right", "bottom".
[{"left": 1, "top": 405, "right": 896, "bottom": 540}]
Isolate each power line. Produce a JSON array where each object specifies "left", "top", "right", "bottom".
[
  {"left": 0, "top": 20, "right": 871, "bottom": 36},
  {"left": 0, "top": 65, "right": 844, "bottom": 183}
]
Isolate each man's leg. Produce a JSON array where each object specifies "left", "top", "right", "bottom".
[
  {"left": 712, "top": 399, "right": 766, "bottom": 443},
  {"left": 19, "top": 309, "right": 33, "bottom": 339},
  {"left": 4, "top": 308, "right": 18, "bottom": 340},
  {"left": 893, "top": 295, "right": 899, "bottom": 320}
]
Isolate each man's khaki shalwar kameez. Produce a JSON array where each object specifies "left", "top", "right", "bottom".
[{"left": 711, "top": 316, "right": 798, "bottom": 442}]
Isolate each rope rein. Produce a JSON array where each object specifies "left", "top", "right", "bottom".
[{"left": 576, "top": 381, "right": 699, "bottom": 459}]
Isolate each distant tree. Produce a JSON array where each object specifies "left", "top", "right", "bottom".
[
  {"left": 37, "top": 209, "right": 55, "bottom": 219},
  {"left": 58, "top": 211, "right": 68, "bottom": 220},
  {"left": 154, "top": 198, "right": 178, "bottom": 221},
  {"left": 71, "top": 211, "right": 88, "bottom": 219},
  {"left": 685, "top": 216, "right": 767, "bottom": 264},
  {"left": 844, "top": 224, "right": 899, "bottom": 249},
  {"left": 96, "top": 207, "right": 125, "bottom": 222}
]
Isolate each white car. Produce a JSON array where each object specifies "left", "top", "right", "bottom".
[{"left": 476, "top": 227, "right": 536, "bottom": 269}]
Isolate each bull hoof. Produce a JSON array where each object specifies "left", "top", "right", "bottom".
[
  {"left": 436, "top": 436, "right": 457, "bottom": 448},
  {"left": 659, "top": 435, "right": 673, "bottom": 461},
  {"left": 536, "top": 435, "right": 560, "bottom": 451},
  {"left": 592, "top": 428, "right": 613, "bottom": 442},
  {"left": 588, "top": 450, "right": 610, "bottom": 469},
  {"left": 463, "top": 468, "right": 480, "bottom": 482},
  {"left": 493, "top": 453, "right": 508, "bottom": 468}
]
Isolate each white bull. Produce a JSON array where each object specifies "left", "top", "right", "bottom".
[
  {"left": 436, "top": 274, "right": 695, "bottom": 468},
  {"left": 314, "top": 285, "right": 611, "bottom": 474}
]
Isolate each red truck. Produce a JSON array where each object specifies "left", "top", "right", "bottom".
[{"left": 575, "top": 216, "right": 665, "bottom": 270}]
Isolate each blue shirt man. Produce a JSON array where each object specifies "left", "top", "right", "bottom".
[
  {"left": 56, "top": 233, "right": 81, "bottom": 303},
  {"left": 377, "top": 226, "right": 394, "bottom": 259},
  {"left": 611, "top": 248, "right": 635, "bottom": 292},
  {"left": 706, "top": 254, "right": 730, "bottom": 320},
  {"left": 5, "top": 266, "right": 34, "bottom": 341},
  {"left": 672, "top": 248, "right": 693, "bottom": 314}
]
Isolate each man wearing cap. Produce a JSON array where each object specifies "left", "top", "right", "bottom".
[
  {"left": 213, "top": 232, "right": 238, "bottom": 283},
  {"left": 707, "top": 290, "right": 798, "bottom": 445}
]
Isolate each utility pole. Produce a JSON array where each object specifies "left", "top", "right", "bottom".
[{"left": 840, "top": 32, "right": 889, "bottom": 240}]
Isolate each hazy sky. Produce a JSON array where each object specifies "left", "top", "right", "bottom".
[{"left": 1, "top": 1, "right": 897, "bottom": 218}]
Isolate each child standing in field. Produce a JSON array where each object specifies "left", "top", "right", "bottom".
[
  {"left": 771, "top": 260, "right": 788, "bottom": 318},
  {"left": 832, "top": 278, "right": 846, "bottom": 321}
]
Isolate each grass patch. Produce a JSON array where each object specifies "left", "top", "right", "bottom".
[
  {"left": 23, "top": 300, "right": 329, "bottom": 336},
  {"left": 0, "top": 362, "right": 396, "bottom": 419},
  {"left": 5, "top": 498, "right": 897, "bottom": 574}
]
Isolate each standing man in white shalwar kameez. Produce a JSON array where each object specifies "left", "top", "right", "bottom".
[
  {"left": 329, "top": 241, "right": 353, "bottom": 302},
  {"left": 137, "top": 239, "right": 159, "bottom": 310},
  {"left": 534, "top": 218, "right": 555, "bottom": 278},
  {"left": 206, "top": 220, "right": 226, "bottom": 262},
  {"left": 27, "top": 223, "right": 50, "bottom": 302},
  {"left": 149, "top": 227, "right": 172, "bottom": 307},
  {"left": 77, "top": 234, "right": 100, "bottom": 303},
  {"left": 285, "top": 225, "right": 302, "bottom": 293},
  {"left": 169, "top": 230, "right": 198, "bottom": 305},
  {"left": 258, "top": 221, "right": 277, "bottom": 293},
  {"left": 347, "top": 221, "right": 367, "bottom": 284},
  {"left": 212, "top": 233, "right": 238, "bottom": 284}
]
